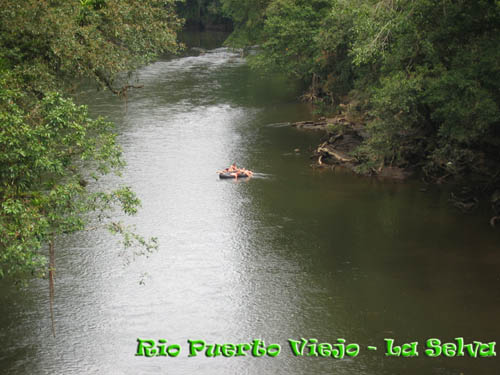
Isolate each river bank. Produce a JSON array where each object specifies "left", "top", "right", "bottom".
[
  {"left": 293, "top": 115, "right": 413, "bottom": 180},
  {"left": 292, "top": 111, "right": 500, "bottom": 224},
  {"left": 2, "top": 33, "right": 500, "bottom": 375}
]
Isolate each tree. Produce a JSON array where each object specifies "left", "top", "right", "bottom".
[
  {"left": 176, "top": 0, "right": 232, "bottom": 30},
  {"left": 222, "top": 0, "right": 500, "bottom": 197},
  {"left": 0, "top": 0, "right": 182, "bottom": 94},
  {"left": 0, "top": 0, "right": 181, "bottom": 284},
  {"left": 221, "top": 0, "right": 271, "bottom": 46}
]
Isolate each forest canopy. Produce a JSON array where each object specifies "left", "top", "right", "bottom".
[
  {"left": 222, "top": 0, "right": 500, "bottom": 207},
  {"left": 0, "top": 0, "right": 182, "bottom": 281},
  {"left": 1, "top": 0, "right": 499, "bottom": 283}
]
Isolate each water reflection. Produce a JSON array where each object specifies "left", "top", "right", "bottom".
[{"left": 0, "top": 38, "right": 499, "bottom": 375}]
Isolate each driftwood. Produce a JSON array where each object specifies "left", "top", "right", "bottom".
[
  {"left": 317, "top": 144, "right": 355, "bottom": 163},
  {"left": 293, "top": 114, "right": 411, "bottom": 179},
  {"left": 293, "top": 112, "right": 498, "bottom": 221},
  {"left": 490, "top": 216, "right": 499, "bottom": 227},
  {"left": 292, "top": 115, "right": 360, "bottom": 132},
  {"left": 293, "top": 119, "right": 329, "bottom": 131},
  {"left": 95, "top": 69, "right": 144, "bottom": 97},
  {"left": 312, "top": 122, "right": 364, "bottom": 170}
]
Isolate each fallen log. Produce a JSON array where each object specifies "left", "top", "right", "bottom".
[
  {"left": 490, "top": 216, "right": 500, "bottom": 227},
  {"left": 316, "top": 145, "right": 355, "bottom": 163}
]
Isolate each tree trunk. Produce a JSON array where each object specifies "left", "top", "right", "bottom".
[{"left": 49, "top": 237, "right": 56, "bottom": 337}]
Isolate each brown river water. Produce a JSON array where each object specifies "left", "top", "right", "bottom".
[{"left": 0, "top": 32, "right": 499, "bottom": 375}]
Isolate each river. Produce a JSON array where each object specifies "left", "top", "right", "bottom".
[{"left": 1, "top": 32, "right": 499, "bottom": 375}]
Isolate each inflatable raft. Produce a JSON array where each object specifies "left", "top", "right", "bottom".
[{"left": 218, "top": 172, "right": 251, "bottom": 179}]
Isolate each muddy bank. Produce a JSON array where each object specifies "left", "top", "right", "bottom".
[
  {"left": 293, "top": 116, "right": 412, "bottom": 180},
  {"left": 293, "top": 115, "right": 500, "bottom": 224}
]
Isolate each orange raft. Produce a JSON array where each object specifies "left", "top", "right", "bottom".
[{"left": 217, "top": 163, "right": 253, "bottom": 180}]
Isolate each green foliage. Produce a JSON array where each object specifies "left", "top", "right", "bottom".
[
  {"left": 176, "top": 0, "right": 232, "bottom": 30},
  {"left": 80, "top": 0, "right": 107, "bottom": 11},
  {"left": 313, "top": 0, "right": 357, "bottom": 99},
  {"left": 224, "top": 0, "right": 357, "bottom": 101},
  {"left": 357, "top": 0, "right": 500, "bottom": 174},
  {"left": 363, "top": 69, "right": 427, "bottom": 166},
  {"left": 0, "top": 0, "right": 182, "bottom": 93},
  {"left": 0, "top": 72, "right": 156, "bottom": 281},
  {"left": 222, "top": 0, "right": 500, "bottom": 186},
  {"left": 0, "top": 0, "right": 180, "bottom": 283},
  {"left": 221, "top": 0, "right": 271, "bottom": 46},
  {"left": 251, "top": 0, "right": 329, "bottom": 78}
]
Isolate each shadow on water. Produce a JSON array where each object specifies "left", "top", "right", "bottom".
[
  {"left": 0, "top": 32, "right": 499, "bottom": 375},
  {"left": 178, "top": 30, "right": 231, "bottom": 50}
]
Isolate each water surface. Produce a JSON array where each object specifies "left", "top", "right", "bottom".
[{"left": 1, "top": 34, "right": 499, "bottom": 375}]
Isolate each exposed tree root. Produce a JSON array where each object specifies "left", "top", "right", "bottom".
[{"left": 49, "top": 238, "right": 55, "bottom": 338}]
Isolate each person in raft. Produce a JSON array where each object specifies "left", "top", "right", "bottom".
[{"left": 218, "top": 163, "right": 253, "bottom": 179}]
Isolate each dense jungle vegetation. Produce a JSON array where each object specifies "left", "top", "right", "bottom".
[
  {"left": 183, "top": 0, "right": 500, "bottom": 217},
  {"left": 221, "top": 0, "right": 500, "bottom": 216},
  {"left": 1, "top": 0, "right": 499, "bottom": 284},
  {"left": 176, "top": 0, "right": 232, "bottom": 30},
  {"left": 0, "top": 0, "right": 181, "bottom": 282}
]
